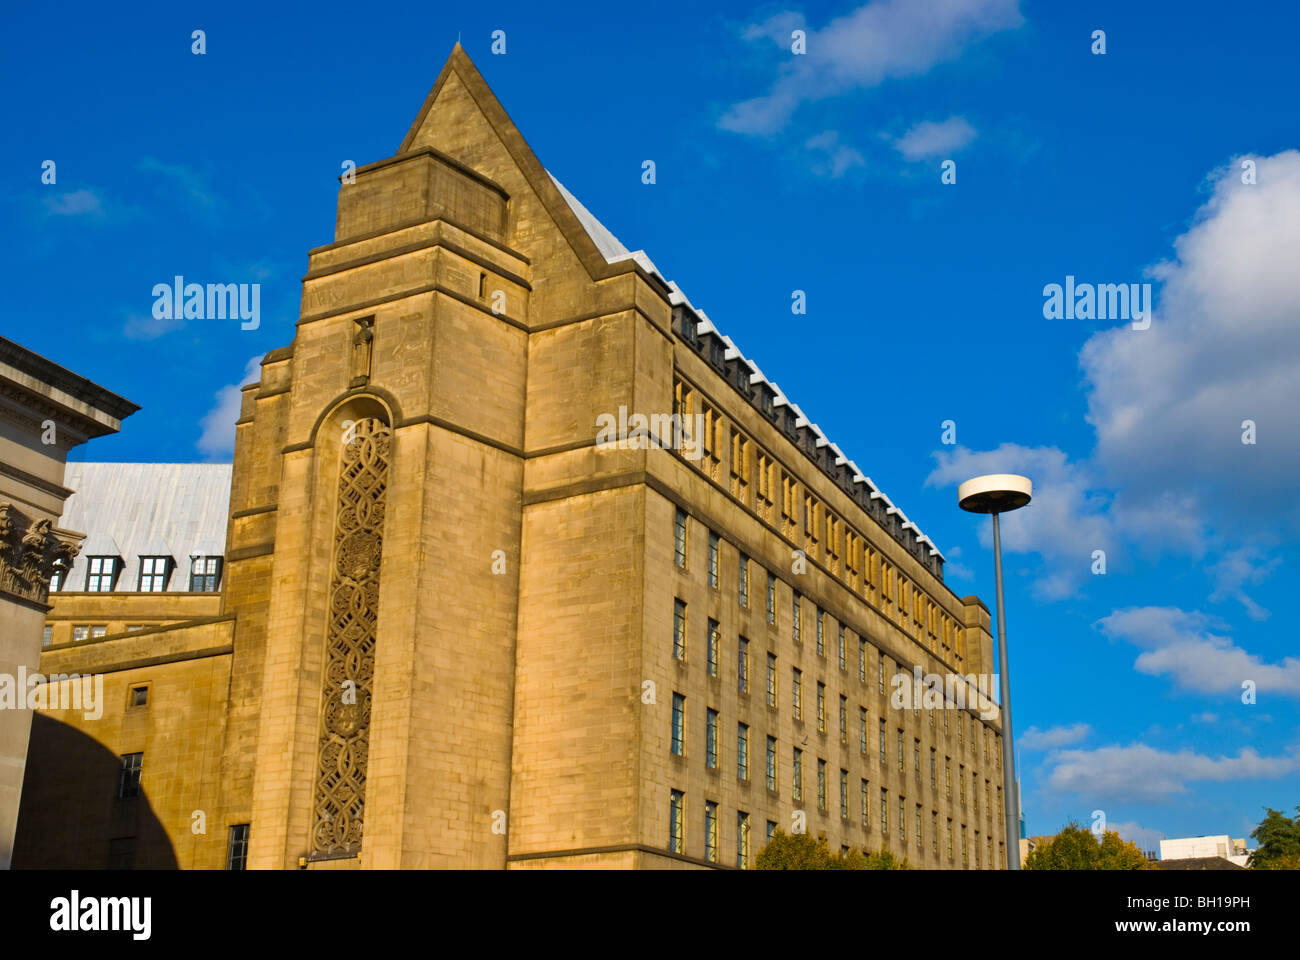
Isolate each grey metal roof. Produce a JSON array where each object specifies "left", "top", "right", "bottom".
[
  {"left": 58, "top": 463, "right": 232, "bottom": 592},
  {"left": 549, "top": 174, "right": 945, "bottom": 564}
]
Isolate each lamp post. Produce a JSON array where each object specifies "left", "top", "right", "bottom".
[{"left": 958, "top": 474, "right": 1032, "bottom": 870}]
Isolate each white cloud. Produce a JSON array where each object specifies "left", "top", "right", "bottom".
[
  {"left": 197, "top": 356, "right": 263, "bottom": 460},
  {"left": 1081, "top": 151, "right": 1300, "bottom": 538},
  {"left": 1043, "top": 741, "right": 1300, "bottom": 804},
  {"left": 720, "top": 0, "right": 1023, "bottom": 135},
  {"left": 1109, "top": 820, "right": 1165, "bottom": 852},
  {"left": 123, "top": 310, "right": 183, "bottom": 341},
  {"left": 805, "top": 130, "right": 866, "bottom": 178},
  {"left": 1208, "top": 545, "right": 1281, "bottom": 621},
  {"left": 927, "top": 443, "right": 1117, "bottom": 599},
  {"left": 1096, "top": 606, "right": 1300, "bottom": 697},
  {"left": 1020, "top": 723, "right": 1091, "bottom": 750},
  {"left": 43, "top": 189, "right": 103, "bottom": 216},
  {"left": 892, "top": 116, "right": 977, "bottom": 160}
]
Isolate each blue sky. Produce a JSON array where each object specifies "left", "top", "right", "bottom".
[{"left": 6, "top": 0, "right": 1299, "bottom": 851}]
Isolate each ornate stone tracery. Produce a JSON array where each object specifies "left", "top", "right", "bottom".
[
  {"left": 0, "top": 501, "right": 79, "bottom": 605},
  {"left": 310, "top": 417, "right": 390, "bottom": 856}
]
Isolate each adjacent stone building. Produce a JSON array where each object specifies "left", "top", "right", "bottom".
[
  {"left": 0, "top": 336, "right": 136, "bottom": 868},
  {"left": 13, "top": 46, "right": 1006, "bottom": 869}
]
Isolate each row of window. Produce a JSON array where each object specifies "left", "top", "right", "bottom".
[
  {"left": 44, "top": 624, "right": 157, "bottom": 647},
  {"left": 50, "top": 555, "right": 223, "bottom": 593},
  {"left": 669, "top": 691, "right": 999, "bottom": 822},
  {"left": 671, "top": 382, "right": 960, "bottom": 661},
  {"left": 670, "top": 591, "right": 1002, "bottom": 766},
  {"left": 666, "top": 787, "right": 1002, "bottom": 868}
]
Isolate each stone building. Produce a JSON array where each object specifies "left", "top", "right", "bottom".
[
  {"left": 13, "top": 46, "right": 1006, "bottom": 869},
  {"left": 0, "top": 336, "right": 136, "bottom": 868}
]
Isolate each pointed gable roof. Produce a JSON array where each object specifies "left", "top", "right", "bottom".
[{"left": 396, "top": 44, "right": 626, "bottom": 284}]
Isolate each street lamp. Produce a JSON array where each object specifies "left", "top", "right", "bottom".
[{"left": 958, "top": 473, "right": 1032, "bottom": 870}]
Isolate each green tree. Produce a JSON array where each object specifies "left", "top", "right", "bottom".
[
  {"left": 1023, "top": 821, "right": 1152, "bottom": 870},
  {"left": 1247, "top": 807, "right": 1300, "bottom": 869},
  {"left": 755, "top": 831, "right": 839, "bottom": 869},
  {"left": 755, "top": 832, "right": 911, "bottom": 870}
]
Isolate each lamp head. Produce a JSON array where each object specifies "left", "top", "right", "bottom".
[{"left": 958, "top": 474, "right": 1032, "bottom": 514}]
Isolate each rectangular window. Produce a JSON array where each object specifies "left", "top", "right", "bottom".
[
  {"left": 129, "top": 685, "right": 148, "bottom": 708},
  {"left": 42, "top": 625, "right": 53, "bottom": 648},
  {"left": 858, "top": 639, "right": 866, "bottom": 684},
  {"left": 706, "top": 708, "right": 718, "bottom": 768},
  {"left": 766, "top": 736, "right": 777, "bottom": 791},
  {"left": 839, "top": 769, "right": 849, "bottom": 819},
  {"left": 738, "top": 552, "right": 749, "bottom": 607},
  {"left": 917, "top": 805, "right": 924, "bottom": 850},
  {"left": 766, "top": 820, "right": 777, "bottom": 848},
  {"left": 946, "top": 757, "right": 952, "bottom": 798},
  {"left": 914, "top": 738, "right": 921, "bottom": 782},
  {"left": 737, "top": 812, "right": 751, "bottom": 869},
  {"left": 837, "top": 626, "right": 846, "bottom": 671},
  {"left": 674, "top": 508, "right": 688, "bottom": 568},
  {"left": 878, "top": 655, "right": 886, "bottom": 694},
  {"left": 896, "top": 729, "right": 904, "bottom": 772},
  {"left": 962, "top": 824, "right": 969, "bottom": 867},
  {"left": 226, "top": 824, "right": 250, "bottom": 870},
  {"left": 766, "top": 573, "right": 776, "bottom": 624},
  {"left": 138, "top": 556, "right": 171, "bottom": 592},
  {"left": 189, "top": 556, "right": 222, "bottom": 592},
  {"left": 839, "top": 695, "right": 847, "bottom": 744},
  {"left": 766, "top": 653, "right": 777, "bottom": 707},
  {"left": 671, "top": 693, "right": 685, "bottom": 756},
  {"left": 816, "top": 758, "right": 827, "bottom": 810},
  {"left": 730, "top": 429, "right": 751, "bottom": 502},
  {"left": 86, "top": 556, "right": 118, "bottom": 592},
  {"left": 738, "top": 637, "right": 749, "bottom": 693},
  {"left": 792, "top": 747, "right": 803, "bottom": 802},
  {"left": 932, "top": 811, "right": 939, "bottom": 854},
  {"left": 986, "top": 780, "right": 991, "bottom": 815},
  {"left": 879, "top": 718, "right": 886, "bottom": 765},
  {"left": 673, "top": 599, "right": 687, "bottom": 661},
  {"left": 860, "top": 779, "right": 869, "bottom": 826},
  {"left": 816, "top": 682, "right": 826, "bottom": 733},
  {"left": 707, "top": 619, "right": 719, "bottom": 677},
  {"left": 975, "top": 830, "right": 981, "bottom": 868},
  {"left": 91, "top": 625, "right": 106, "bottom": 638},
  {"left": 947, "top": 819, "right": 954, "bottom": 860},
  {"left": 815, "top": 607, "right": 825, "bottom": 656},
  {"left": 960, "top": 764, "right": 966, "bottom": 802},
  {"left": 73, "top": 625, "right": 89, "bottom": 643},
  {"left": 669, "top": 789, "right": 684, "bottom": 853},
  {"left": 881, "top": 788, "right": 888, "bottom": 834},
  {"left": 117, "top": 752, "right": 143, "bottom": 800},
  {"left": 48, "top": 566, "right": 64, "bottom": 592},
  {"left": 792, "top": 668, "right": 802, "bottom": 721},
  {"left": 973, "top": 772, "right": 979, "bottom": 813},
  {"left": 704, "top": 801, "right": 718, "bottom": 862},
  {"left": 859, "top": 707, "right": 868, "bottom": 754},
  {"left": 756, "top": 451, "right": 776, "bottom": 520},
  {"left": 707, "top": 533, "right": 719, "bottom": 588},
  {"left": 792, "top": 592, "right": 802, "bottom": 644},
  {"left": 899, "top": 795, "right": 906, "bottom": 843},
  {"left": 930, "top": 748, "right": 937, "bottom": 788},
  {"left": 737, "top": 723, "right": 749, "bottom": 780}
]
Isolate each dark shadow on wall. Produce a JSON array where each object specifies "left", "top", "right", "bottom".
[{"left": 11, "top": 713, "right": 177, "bottom": 869}]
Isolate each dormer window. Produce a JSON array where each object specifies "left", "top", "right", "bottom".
[
  {"left": 709, "top": 339, "right": 724, "bottom": 369},
  {"left": 138, "top": 556, "right": 173, "bottom": 592},
  {"left": 86, "top": 556, "right": 121, "bottom": 592},
  {"left": 190, "top": 556, "right": 223, "bottom": 592}
]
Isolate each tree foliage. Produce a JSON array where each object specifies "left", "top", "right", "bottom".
[
  {"left": 755, "top": 831, "right": 911, "bottom": 870},
  {"left": 1248, "top": 807, "right": 1300, "bottom": 869},
  {"left": 1022, "top": 821, "right": 1152, "bottom": 870}
]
